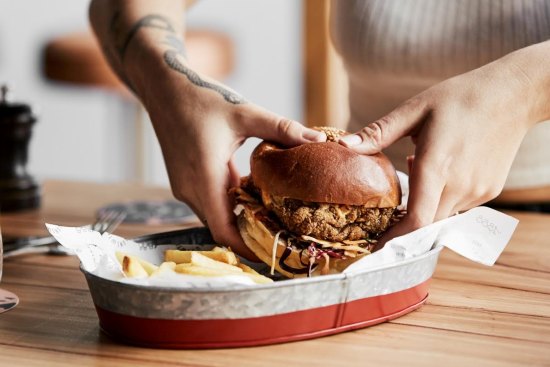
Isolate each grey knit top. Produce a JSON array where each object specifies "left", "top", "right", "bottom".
[{"left": 331, "top": 0, "right": 550, "bottom": 188}]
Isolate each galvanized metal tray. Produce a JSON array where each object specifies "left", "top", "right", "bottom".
[{"left": 82, "top": 227, "right": 442, "bottom": 349}]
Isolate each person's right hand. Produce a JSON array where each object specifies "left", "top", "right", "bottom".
[
  {"left": 88, "top": 1, "right": 327, "bottom": 259},
  {"left": 136, "top": 53, "right": 325, "bottom": 258}
]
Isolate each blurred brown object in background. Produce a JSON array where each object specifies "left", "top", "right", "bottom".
[
  {"left": 490, "top": 185, "right": 550, "bottom": 213},
  {"left": 495, "top": 186, "right": 550, "bottom": 204},
  {"left": 43, "top": 32, "right": 126, "bottom": 92},
  {"left": 42, "top": 30, "right": 235, "bottom": 94},
  {"left": 303, "top": 0, "right": 348, "bottom": 129}
]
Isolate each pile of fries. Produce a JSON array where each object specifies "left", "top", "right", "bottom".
[{"left": 116, "top": 247, "right": 273, "bottom": 285}]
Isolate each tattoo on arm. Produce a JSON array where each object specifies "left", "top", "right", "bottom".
[
  {"left": 164, "top": 50, "right": 246, "bottom": 104},
  {"left": 111, "top": 14, "right": 176, "bottom": 60},
  {"left": 162, "top": 34, "right": 187, "bottom": 56},
  {"left": 107, "top": 12, "right": 180, "bottom": 92},
  {"left": 108, "top": 12, "right": 245, "bottom": 104}
]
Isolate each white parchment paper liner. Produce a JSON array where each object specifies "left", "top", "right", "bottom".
[
  {"left": 45, "top": 224, "right": 257, "bottom": 288},
  {"left": 45, "top": 173, "right": 518, "bottom": 288}
]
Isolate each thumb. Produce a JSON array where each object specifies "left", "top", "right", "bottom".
[
  {"left": 238, "top": 104, "right": 326, "bottom": 146},
  {"left": 339, "top": 98, "right": 427, "bottom": 154}
]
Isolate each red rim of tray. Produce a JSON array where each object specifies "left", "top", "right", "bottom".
[{"left": 96, "top": 279, "right": 430, "bottom": 349}]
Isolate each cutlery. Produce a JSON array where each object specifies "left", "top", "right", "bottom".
[{"left": 4, "top": 210, "right": 126, "bottom": 257}]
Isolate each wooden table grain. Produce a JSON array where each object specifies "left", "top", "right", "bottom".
[{"left": 0, "top": 180, "right": 549, "bottom": 366}]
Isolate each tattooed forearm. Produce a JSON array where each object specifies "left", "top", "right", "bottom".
[
  {"left": 162, "top": 34, "right": 187, "bottom": 56},
  {"left": 111, "top": 14, "right": 177, "bottom": 60},
  {"left": 99, "top": 42, "right": 137, "bottom": 92},
  {"left": 164, "top": 50, "right": 246, "bottom": 104},
  {"left": 105, "top": 11, "right": 244, "bottom": 104}
]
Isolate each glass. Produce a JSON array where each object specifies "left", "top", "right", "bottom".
[
  {"left": 0, "top": 225, "right": 3, "bottom": 282},
  {"left": 0, "top": 224, "right": 19, "bottom": 314}
]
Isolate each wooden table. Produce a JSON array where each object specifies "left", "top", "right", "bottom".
[{"left": 0, "top": 180, "right": 549, "bottom": 366}]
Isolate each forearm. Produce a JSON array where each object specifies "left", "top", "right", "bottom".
[
  {"left": 90, "top": 0, "right": 244, "bottom": 116},
  {"left": 486, "top": 40, "right": 550, "bottom": 126},
  {"left": 90, "top": 0, "right": 184, "bottom": 88}
]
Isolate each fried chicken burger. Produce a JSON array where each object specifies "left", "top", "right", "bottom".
[{"left": 232, "top": 127, "right": 402, "bottom": 278}]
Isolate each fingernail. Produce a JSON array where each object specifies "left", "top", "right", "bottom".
[
  {"left": 302, "top": 129, "right": 326, "bottom": 142},
  {"left": 339, "top": 134, "right": 363, "bottom": 147}
]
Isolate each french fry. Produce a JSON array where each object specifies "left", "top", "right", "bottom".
[
  {"left": 237, "top": 263, "right": 273, "bottom": 284},
  {"left": 150, "top": 261, "right": 177, "bottom": 277},
  {"left": 175, "top": 264, "right": 272, "bottom": 284},
  {"left": 116, "top": 251, "right": 158, "bottom": 275},
  {"left": 175, "top": 264, "right": 242, "bottom": 276},
  {"left": 211, "top": 246, "right": 229, "bottom": 253},
  {"left": 241, "top": 272, "right": 273, "bottom": 284},
  {"left": 212, "top": 246, "right": 241, "bottom": 264},
  {"left": 160, "top": 261, "right": 176, "bottom": 270},
  {"left": 122, "top": 255, "right": 149, "bottom": 278},
  {"left": 178, "top": 252, "right": 243, "bottom": 272},
  {"left": 165, "top": 250, "right": 240, "bottom": 268},
  {"left": 115, "top": 251, "right": 125, "bottom": 265},
  {"left": 116, "top": 248, "right": 273, "bottom": 284},
  {"left": 237, "top": 263, "right": 260, "bottom": 275}
]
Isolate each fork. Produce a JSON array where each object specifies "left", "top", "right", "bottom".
[{"left": 4, "top": 210, "right": 126, "bottom": 257}]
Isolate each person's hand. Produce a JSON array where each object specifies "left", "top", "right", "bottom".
[
  {"left": 339, "top": 57, "right": 541, "bottom": 242},
  {"left": 141, "top": 70, "right": 326, "bottom": 259},
  {"left": 88, "top": 1, "right": 327, "bottom": 259}
]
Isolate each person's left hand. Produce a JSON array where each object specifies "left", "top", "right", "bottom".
[{"left": 339, "top": 53, "right": 543, "bottom": 242}]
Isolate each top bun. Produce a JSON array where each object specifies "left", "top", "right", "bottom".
[{"left": 250, "top": 139, "right": 402, "bottom": 208}]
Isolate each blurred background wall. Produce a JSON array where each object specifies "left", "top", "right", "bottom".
[{"left": 0, "top": 0, "right": 303, "bottom": 186}]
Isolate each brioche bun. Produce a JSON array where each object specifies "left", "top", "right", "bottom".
[{"left": 250, "top": 141, "right": 401, "bottom": 207}]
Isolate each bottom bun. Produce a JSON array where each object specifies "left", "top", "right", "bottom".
[{"left": 237, "top": 204, "right": 364, "bottom": 278}]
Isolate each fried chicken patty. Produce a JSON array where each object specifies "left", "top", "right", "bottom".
[{"left": 266, "top": 194, "right": 395, "bottom": 242}]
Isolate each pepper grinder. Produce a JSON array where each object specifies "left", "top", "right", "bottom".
[{"left": 0, "top": 85, "right": 41, "bottom": 212}]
